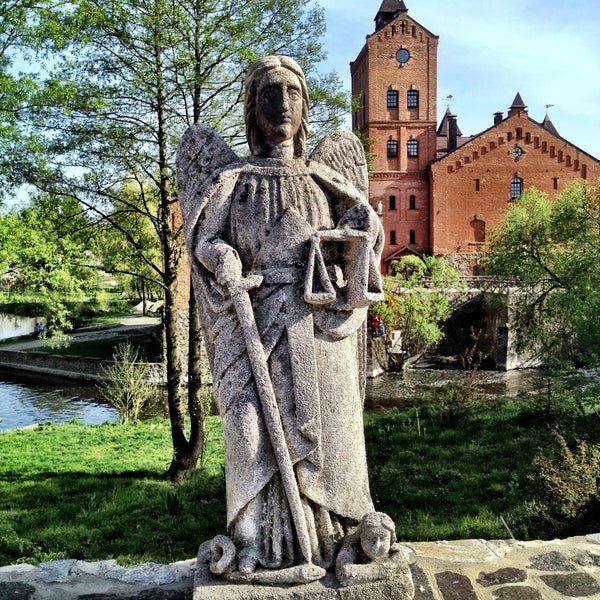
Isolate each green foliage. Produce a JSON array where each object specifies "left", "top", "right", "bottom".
[
  {"left": 373, "top": 255, "right": 464, "bottom": 358},
  {"left": 486, "top": 180, "right": 600, "bottom": 367},
  {"left": 2, "top": 0, "right": 351, "bottom": 481},
  {"left": 0, "top": 196, "right": 98, "bottom": 331},
  {"left": 526, "top": 429, "right": 600, "bottom": 536},
  {"left": 98, "top": 342, "right": 156, "bottom": 423}
]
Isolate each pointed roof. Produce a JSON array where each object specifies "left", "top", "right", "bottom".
[
  {"left": 375, "top": 0, "right": 408, "bottom": 31},
  {"left": 541, "top": 113, "right": 559, "bottom": 137},
  {"left": 437, "top": 108, "right": 463, "bottom": 137},
  {"left": 377, "top": 0, "right": 408, "bottom": 13},
  {"left": 509, "top": 92, "right": 527, "bottom": 111}
]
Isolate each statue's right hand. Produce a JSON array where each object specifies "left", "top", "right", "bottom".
[{"left": 215, "top": 250, "right": 243, "bottom": 287}]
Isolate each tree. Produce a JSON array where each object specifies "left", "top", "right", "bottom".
[
  {"left": 485, "top": 180, "right": 600, "bottom": 367},
  {"left": 11, "top": 0, "right": 349, "bottom": 482},
  {"left": 373, "top": 255, "right": 463, "bottom": 363},
  {"left": 0, "top": 195, "right": 97, "bottom": 329}
]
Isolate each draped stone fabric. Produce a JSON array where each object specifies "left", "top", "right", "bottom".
[{"left": 185, "top": 156, "right": 381, "bottom": 569}]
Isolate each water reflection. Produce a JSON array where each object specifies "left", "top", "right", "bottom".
[
  {"left": 0, "top": 371, "right": 118, "bottom": 431},
  {"left": 365, "top": 368, "right": 549, "bottom": 410}
]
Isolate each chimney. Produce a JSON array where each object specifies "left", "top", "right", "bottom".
[
  {"left": 494, "top": 112, "right": 503, "bottom": 125},
  {"left": 448, "top": 114, "right": 458, "bottom": 152}
]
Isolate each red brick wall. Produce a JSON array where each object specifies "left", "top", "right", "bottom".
[
  {"left": 430, "top": 110, "right": 600, "bottom": 256},
  {"left": 351, "top": 12, "right": 439, "bottom": 271}
]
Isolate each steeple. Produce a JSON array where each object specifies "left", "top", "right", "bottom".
[
  {"left": 508, "top": 92, "right": 527, "bottom": 117},
  {"left": 541, "top": 113, "right": 559, "bottom": 137},
  {"left": 375, "top": 0, "right": 408, "bottom": 32}
]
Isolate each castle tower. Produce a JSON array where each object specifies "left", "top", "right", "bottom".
[{"left": 351, "top": 1, "right": 438, "bottom": 271}]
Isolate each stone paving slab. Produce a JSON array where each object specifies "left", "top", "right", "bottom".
[{"left": 1, "top": 535, "right": 600, "bottom": 599}]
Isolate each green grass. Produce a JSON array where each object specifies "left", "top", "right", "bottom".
[
  {"left": 0, "top": 417, "right": 226, "bottom": 566},
  {"left": 364, "top": 401, "right": 548, "bottom": 541},
  {"left": 1, "top": 396, "right": 598, "bottom": 567}
]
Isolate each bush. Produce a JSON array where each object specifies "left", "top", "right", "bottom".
[
  {"left": 98, "top": 342, "right": 156, "bottom": 423},
  {"left": 527, "top": 429, "right": 600, "bottom": 535}
]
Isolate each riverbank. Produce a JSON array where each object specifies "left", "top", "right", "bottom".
[{"left": 0, "top": 316, "right": 163, "bottom": 383}]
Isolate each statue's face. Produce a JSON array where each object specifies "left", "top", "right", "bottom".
[
  {"left": 256, "top": 67, "right": 303, "bottom": 145},
  {"left": 361, "top": 525, "right": 391, "bottom": 561}
]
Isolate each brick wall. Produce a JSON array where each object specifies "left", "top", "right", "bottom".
[{"left": 430, "top": 110, "right": 600, "bottom": 256}]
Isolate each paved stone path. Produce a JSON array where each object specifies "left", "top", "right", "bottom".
[{"left": 1, "top": 535, "right": 599, "bottom": 599}]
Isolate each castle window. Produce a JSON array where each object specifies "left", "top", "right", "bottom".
[
  {"left": 407, "top": 89, "right": 419, "bottom": 108},
  {"left": 389, "top": 195, "right": 397, "bottom": 210},
  {"left": 510, "top": 177, "right": 523, "bottom": 199},
  {"left": 553, "top": 177, "right": 559, "bottom": 190},
  {"left": 407, "top": 139, "right": 418, "bottom": 157},
  {"left": 390, "top": 230, "right": 397, "bottom": 245},
  {"left": 387, "top": 90, "right": 399, "bottom": 108},
  {"left": 475, "top": 178, "right": 480, "bottom": 192},
  {"left": 387, "top": 140, "right": 399, "bottom": 157},
  {"left": 409, "top": 230, "right": 416, "bottom": 244},
  {"left": 409, "top": 195, "right": 416, "bottom": 210}
]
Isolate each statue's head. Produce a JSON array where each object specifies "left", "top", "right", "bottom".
[
  {"left": 359, "top": 512, "right": 396, "bottom": 561},
  {"left": 244, "top": 55, "right": 309, "bottom": 158}
]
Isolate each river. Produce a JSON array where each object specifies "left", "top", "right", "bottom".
[
  {"left": 0, "top": 367, "right": 549, "bottom": 431},
  {"left": 0, "top": 371, "right": 118, "bottom": 432},
  {"left": 365, "top": 367, "right": 549, "bottom": 410}
]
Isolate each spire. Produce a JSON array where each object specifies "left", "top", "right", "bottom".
[
  {"left": 541, "top": 113, "right": 559, "bottom": 137},
  {"left": 375, "top": 0, "right": 408, "bottom": 32},
  {"left": 437, "top": 108, "right": 463, "bottom": 137},
  {"left": 508, "top": 92, "right": 527, "bottom": 117}
]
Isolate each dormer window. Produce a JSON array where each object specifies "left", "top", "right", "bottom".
[{"left": 387, "top": 90, "right": 399, "bottom": 108}]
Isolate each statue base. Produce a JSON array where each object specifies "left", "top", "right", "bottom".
[{"left": 193, "top": 568, "right": 415, "bottom": 600}]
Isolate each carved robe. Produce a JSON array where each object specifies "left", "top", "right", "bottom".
[{"left": 186, "top": 155, "right": 382, "bottom": 569}]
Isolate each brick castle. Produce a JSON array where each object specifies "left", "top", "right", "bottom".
[{"left": 351, "top": 0, "right": 600, "bottom": 274}]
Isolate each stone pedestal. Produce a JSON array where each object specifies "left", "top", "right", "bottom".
[{"left": 193, "top": 569, "right": 414, "bottom": 600}]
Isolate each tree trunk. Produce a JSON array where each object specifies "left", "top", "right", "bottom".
[{"left": 167, "top": 279, "right": 206, "bottom": 483}]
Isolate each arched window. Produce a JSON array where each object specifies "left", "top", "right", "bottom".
[
  {"left": 387, "top": 90, "right": 399, "bottom": 108},
  {"left": 409, "top": 195, "right": 416, "bottom": 210},
  {"left": 407, "top": 139, "right": 418, "bottom": 157},
  {"left": 389, "top": 195, "right": 397, "bottom": 210},
  {"left": 510, "top": 177, "right": 523, "bottom": 199},
  {"left": 387, "top": 140, "right": 399, "bottom": 157},
  {"left": 407, "top": 89, "right": 419, "bottom": 108}
]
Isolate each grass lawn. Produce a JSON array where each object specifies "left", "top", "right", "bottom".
[{"left": 0, "top": 394, "right": 598, "bottom": 567}]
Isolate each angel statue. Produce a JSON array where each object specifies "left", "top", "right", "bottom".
[{"left": 177, "top": 55, "right": 397, "bottom": 588}]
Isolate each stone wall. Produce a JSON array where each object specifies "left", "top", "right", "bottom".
[{"left": 0, "top": 350, "right": 164, "bottom": 383}]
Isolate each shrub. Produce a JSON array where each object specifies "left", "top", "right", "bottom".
[
  {"left": 98, "top": 342, "right": 156, "bottom": 423},
  {"left": 529, "top": 429, "right": 600, "bottom": 535}
]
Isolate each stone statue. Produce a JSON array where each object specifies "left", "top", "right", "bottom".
[
  {"left": 177, "top": 55, "right": 411, "bottom": 592},
  {"left": 335, "top": 512, "right": 412, "bottom": 587}
]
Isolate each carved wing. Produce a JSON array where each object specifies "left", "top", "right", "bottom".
[
  {"left": 309, "top": 130, "right": 369, "bottom": 200},
  {"left": 176, "top": 123, "right": 238, "bottom": 221}
]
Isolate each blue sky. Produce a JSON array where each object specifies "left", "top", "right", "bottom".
[{"left": 318, "top": 0, "right": 600, "bottom": 159}]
